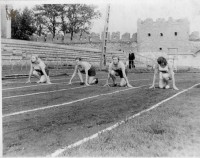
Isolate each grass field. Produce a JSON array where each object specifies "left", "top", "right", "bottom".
[{"left": 2, "top": 71, "right": 200, "bottom": 156}]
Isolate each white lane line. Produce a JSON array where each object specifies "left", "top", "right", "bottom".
[
  {"left": 2, "top": 84, "right": 149, "bottom": 118},
  {"left": 2, "top": 73, "right": 110, "bottom": 91},
  {"left": 2, "top": 71, "right": 107, "bottom": 84},
  {"left": 2, "top": 77, "right": 105, "bottom": 91},
  {"left": 2, "top": 75, "right": 191, "bottom": 91},
  {"left": 2, "top": 81, "right": 69, "bottom": 91},
  {"left": 2, "top": 79, "right": 149, "bottom": 99},
  {"left": 2, "top": 86, "right": 86, "bottom": 99},
  {"left": 2, "top": 76, "right": 73, "bottom": 85},
  {"left": 48, "top": 82, "right": 200, "bottom": 157}
]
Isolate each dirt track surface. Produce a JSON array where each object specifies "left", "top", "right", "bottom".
[{"left": 2, "top": 72, "right": 200, "bottom": 156}]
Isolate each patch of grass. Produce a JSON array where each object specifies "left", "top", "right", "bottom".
[{"left": 63, "top": 87, "right": 200, "bottom": 157}]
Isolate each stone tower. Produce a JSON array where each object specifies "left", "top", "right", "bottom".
[{"left": 137, "top": 17, "right": 190, "bottom": 54}]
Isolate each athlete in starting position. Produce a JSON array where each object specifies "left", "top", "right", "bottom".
[
  {"left": 69, "top": 57, "right": 98, "bottom": 86},
  {"left": 104, "top": 55, "right": 133, "bottom": 88},
  {"left": 149, "top": 56, "right": 178, "bottom": 90},
  {"left": 26, "top": 55, "right": 51, "bottom": 84}
]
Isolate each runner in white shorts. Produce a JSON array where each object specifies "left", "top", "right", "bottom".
[
  {"left": 149, "top": 56, "right": 178, "bottom": 90},
  {"left": 104, "top": 55, "right": 133, "bottom": 88},
  {"left": 69, "top": 57, "right": 98, "bottom": 86},
  {"left": 26, "top": 55, "right": 51, "bottom": 84}
]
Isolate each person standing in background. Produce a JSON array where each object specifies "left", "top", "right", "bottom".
[{"left": 129, "top": 51, "right": 135, "bottom": 69}]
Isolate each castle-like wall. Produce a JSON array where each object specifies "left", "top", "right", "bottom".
[
  {"left": 137, "top": 17, "right": 190, "bottom": 53},
  {"left": 30, "top": 32, "right": 136, "bottom": 44},
  {"left": 131, "top": 33, "right": 137, "bottom": 42},
  {"left": 121, "top": 33, "right": 130, "bottom": 41},
  {"left": 111, "top": 32, "right": 120, "bottom": 42}
]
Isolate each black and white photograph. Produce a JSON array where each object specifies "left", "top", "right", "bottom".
[{"left": 1, "top": 0, "right": 200, "bottom": 157}]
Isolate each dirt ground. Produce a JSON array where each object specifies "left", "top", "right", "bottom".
[{"left": 2, "top": 72, "right": 200, "bottom": 156}]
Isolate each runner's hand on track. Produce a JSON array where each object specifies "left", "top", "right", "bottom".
[
  {"left": 173, "top": 86, "right": 179, "bottom": 90},
  {"left": 85, "top": 83, "right": 90, "bottom": 86},
  {"left": 127, "top": 84, "right": 133, "bottom": 88},
  {"left": 47, "top": 78, "right": 51, "bottom": 84},
  {"left": 149, "top": 85, "right": 155, "bottom": 89},
  {"left": 36, "top": 80, "right": 41, "bottom": 84},
  {"left": 103, "top": 83, "right": 110, "bottom": 87},
  {"left": 25, "top": 80, "right": 31, "bottom": 84}
]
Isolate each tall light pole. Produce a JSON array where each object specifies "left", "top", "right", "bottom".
[{"left": 100, "top": 4, "right": 110, "bottom": 70}]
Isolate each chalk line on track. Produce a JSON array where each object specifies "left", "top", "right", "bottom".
[
  {"left": 2, "top": 76, "right": 73, "bottom": 85},
  {"left": 2, "top": 81, "right": 69, "bottom": 91},
  {"left": 48, "top": 82, "right": 200, "bottom": 157},
  {"left": 2, "top": 79, "right": 149, "bottom": 99},
  {"left": 2, "top": 75, "right": 190, "bottom": 91},
  {"left": 2, "top": 84, "right": 149, "bottom": 118},
  {"left": 2, "top": 86, "right": 86, "bottom": 99},
  {"left": 2, "top": 72, "right": 97, "bottom": 84},
  {"left": 3, "top": 77, "right": 106, "bottom": 91},
  {"left": 2, "top": 78, "right": 105, "bottom": 91},
  {"left": 2, "top": 74, "right": 111, "bottom": 90},
  {"left": 2, "top": 71, "right": 107, "bottom": 84}
]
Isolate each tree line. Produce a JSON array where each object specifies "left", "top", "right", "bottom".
[{"left": 11, "top": 4, "right": 101, "bottom": 40}]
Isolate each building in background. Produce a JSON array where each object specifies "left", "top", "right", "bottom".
[{"left": 137, "top": 17, "right": 190, "bottom": 54}]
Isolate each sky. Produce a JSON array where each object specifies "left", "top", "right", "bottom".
[{"left": 2, "top": 0, "right": 200, "bottom": 35}]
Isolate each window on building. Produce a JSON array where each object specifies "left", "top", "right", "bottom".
[
  {"left": 160, "top": 33, "right": 163, "bottom": 36},
  {"left": 159, "top": 48, "right": 162, "bottom": 51},
  {"left": 148, "top": 33, "right": 151, "bottom": 37},
  {"left": 174, "top": 32, "right": 177, "bottom": 36}
]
